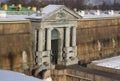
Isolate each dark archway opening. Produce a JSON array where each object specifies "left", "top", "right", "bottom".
[
  {"left": 8, "top": 52, "right": 14, "bottom": 70},
  {"left": 51, "top": 29, "right": 59, "bottom": 64}
]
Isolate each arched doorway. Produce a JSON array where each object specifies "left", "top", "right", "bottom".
[{"left": 51, "top": 29, "right": 60, "bottom": 64}]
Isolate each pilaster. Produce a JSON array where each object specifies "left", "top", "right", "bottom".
[
  {"left": 112, "top": 38, "right": 116, "bottom": 48},
  {"left": 65, "top": 27, "right": 70, "bottom": 47},
  {"left": 47, "top": 28, "right": 53, "bottom": 51},
  {"left": 63, "top": 26, "right": 78, "bottom": 66},
  {"left": 72, "top": 27, "right": 76, "bottom": 47},
  {"left": 38, "top": 28, "right": 44, "bottom": 51},
  {"left": 98, "top": 40, "right": 101, "bottom": 51}
]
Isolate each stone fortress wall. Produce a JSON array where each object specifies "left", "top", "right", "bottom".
[
  {"left": 77, "top": 17, "right": 120, "bottom": 65},
  {"left": 0, "top": 17, "right": 120, "bottom": 75},
  {"left": 0, "top": 21, "right": 33, "bottom": 74}
]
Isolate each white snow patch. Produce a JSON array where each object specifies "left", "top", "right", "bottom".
[
  {"left": 0, "top": 11, "right": 7, "bottom": 17},
  {"left": 92, "top": 56, "right": 120, "bottom": 70},
  {"left": 0, "top": 15, "right": 28, "bottom": 21},
  {"left": 0, "top": 70, "right": 44, "bottom": 81},
  {"left": 82, "top": 13, "right": 120, "bottom": 19},
  {"left": 44, "top": 77, "right": 52, "bottom": 81}
]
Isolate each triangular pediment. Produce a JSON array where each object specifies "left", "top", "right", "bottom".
[{"left": 42, "top": 5, "right": 82, "bottom": 21}]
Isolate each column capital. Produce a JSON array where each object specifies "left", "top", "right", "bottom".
[
  {"left": 47, "top": 28, "right": 53, "bottom": 31},
  {"left": 68, "top": 26, "right": 77, "bottom": 28},
  {"left": 73, "top": 26, "right": 77, "bottom": 28},
  {"left": 39, "top": 28, "right": 45, "bottom": 31},
  {"left": 65, "top": 26, "right": 71, "bottom": 28}
]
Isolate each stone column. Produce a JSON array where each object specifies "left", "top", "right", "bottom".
[
  {"left": 72, "top": 27, "right": 76, "bottom": 46},
  {"left": 64, "top": 27, "right": 70, "bottom": 65},
  {"left": 112, "top": 38, "right": 116, "bottom": 48},
  {"left": 65, "top": 27, "right": 70, "bottom": 47},
  {"left": 22, "top": 51, "right": 28, "bottom": 70},
  {"left": 38, "top": 28, "right": 43, "bottom": 51},
  {"left": 98, "top": 40, "right": 101, "bottom": 51},
  {"left": 47, "top": 28, "right": 52, "bottom": 51},
  {"left": 34, "top": 30, "right": 37, "bottom": 51}
]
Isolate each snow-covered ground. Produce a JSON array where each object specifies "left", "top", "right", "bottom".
[
  {"left": 92, "top": 56, "right": 120, "bottom": 70},
  {"left": 0, "top": 70, "right": 43, "bottom": 81}
]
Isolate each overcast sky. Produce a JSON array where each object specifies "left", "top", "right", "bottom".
[{"left": 0, "top": 0, "right": 8, "bottom": 2}]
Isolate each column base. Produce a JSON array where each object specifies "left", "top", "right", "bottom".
[
  {"left": 65, "top": 58, "right": 78, "bottom": 66},
  {"left": 35, "top": 51, "right": 52, "bottom": 70},
  {"left": 62, "top": 46, "right": 78, "bottom": 66}
]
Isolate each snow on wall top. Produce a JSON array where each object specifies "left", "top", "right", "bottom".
[
  {"left": 82, "top": 13, "right": 120, "bottom": 19},
  {"left": 0, "top": 15, "right": 28, "bottom": 21},
  {"left": 92, "top": 56, "right": 120, "bottom": 69},
  {"left": 0, "top": 70, "right": 43, "bottom": 81},
  {"left": 1, "top": 5, "right": 120, "bottom": 21},
  {"left": 76, "top": 10, "right": 120, "bottom": 19}
]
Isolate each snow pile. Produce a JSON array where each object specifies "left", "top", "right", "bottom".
[
  {"left": 0, "top": 70, "right": 44, "bottom": 81},
  {"left": 0, "top": 11, "right": 7, "bottom": 18},
  {"left": 92, "top": 56, "right": 120, "bottom": 69},
  {"left": 44, "top": 77, "right": 52, "bottom": 81}
]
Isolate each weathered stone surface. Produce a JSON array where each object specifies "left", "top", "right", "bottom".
[
  {"left": 77, "top": 18, "right": 120, "bottom": 64},
  {"left": 0, "top": 21, "right": 33, "bottom": 74}
]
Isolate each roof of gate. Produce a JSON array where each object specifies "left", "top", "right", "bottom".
[{"left": 27, "top": 4, "right": 82, "bottom": 20}]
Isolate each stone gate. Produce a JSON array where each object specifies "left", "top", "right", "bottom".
[{"left": 28, "top": 5, "right": 81, "bottom": 70}]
